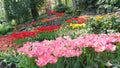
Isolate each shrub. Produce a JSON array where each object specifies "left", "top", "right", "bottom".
[
  {"left": 54, "top": 4, "right": 69, "bottom": 13},
  {"left": 86, "top": 14, "right": 120, "bottom": 34},
  {"left": 0, "top": 24, "right": 14, "bottom": 35},
  {"left": 96, "top": 0, "right": 120, "bottom": 13},
  {"left": 0, "top": 49, "right": 18, "bottom": 68},
  {"left": 0, "top": 49, "right": 39, "bottom": 68}
]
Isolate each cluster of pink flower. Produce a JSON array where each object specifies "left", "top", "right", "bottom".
[{"left": 17, "top": 33, "right": 120, "bottom": 67}]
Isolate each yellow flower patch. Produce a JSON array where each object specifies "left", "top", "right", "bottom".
[
  {"left": 95, "top": 15, "right": 103, "bottom": 20},
  {"left": 70, "top": 23, "right": 86, "bottom": 29}
]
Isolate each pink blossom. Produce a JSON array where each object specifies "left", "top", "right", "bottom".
[
  {"left": 17, "top": 42, "right": 32, "bottom": 54},
  {"left": 36, "top": 56, "right": 49, "bottom": 67},
  {"left": 17, "top": 33, "right": 120, "bottom": 67},
  {"left": 105, "top": 43, "right": 116, "bottom": 51},
  {"left": 75, "top": 50, "right": 82, "bottom": 57},
  {"left": 95, "top": 46, "right": 106, "bottom": 52},
  {"left": 64, "top": 49, "right": 76, "bottom": 57},
  {"left": 49, "top": 56, "right": 58, "bottom": 64}
]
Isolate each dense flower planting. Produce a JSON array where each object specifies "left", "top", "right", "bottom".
[
  {"left": 48, "top": 10, "right": 65, "bottom": 17},
  {"left": 66, "top": 17, "right": 87, "bottom": 24},
  {"left": 87, "top": 14, "right": 120, "bottom": 34},
  {"left": 0, "top": 36, "right": 21, "bottom": 51},
  {"left": 41, "top": 10, "right": 65, "bottom": 23},
  {"left": 94, "top": 15, "right": 103, "bottom": 20},
  {"left": 14, "top": 11, "right": 65, "bottom": 31},
  {"left": 41, "top": 17, "right": 60, "bottom": 23},
  {"left": 1, "top": 1, "right": 120, "bottom": 67},
  {"left": 12, "top": 25, "right": 60, "bottom": 40},
  {"left": 0, "top": 25, "right": 60, "bottom": 51},
  {"left": 55, "top": 12, "right": 65, "bottom": 17},
  {"left": 48, "top": 10, "right": 56, "bottom": 15},
  {"left": 0, "top": 13, "right": 120, "bottom": 68},
  {"left": 0, "top": 36, "right": 13, "bottom": 50},
  {"left": 69, "top": 23, "right": 86, "bottom": 29},
  {"left": 65, "top": 17, "right": 87, "bottom": 29},
  {"left": 17, "top": 33, "right": 120, "bottom": 67}
]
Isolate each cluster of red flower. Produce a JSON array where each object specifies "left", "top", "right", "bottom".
[
  {"left": 0, "top": 36, "right": 21, "bottom": 51},
  {"left": 55, "top": 12, "right": 65, "bottom": 17},
  {"left": 48, "top": 10, "right": 56, "bottom": 15},
  {"left": 12, "top": 25, "right": 60, "bottom": 40},
  {"left": 48, "top": 10, "right": 65, "bottom": 16},
  {"left": 66, "top": 17, "right": 87, "bottom": 24},
  {"left": 41, "top": 17, "right": 60, "bottom": 23},
  {"left": 0, "top": 25, "right": 61, "bottom": 51},
  {"left": 41, "top": 10, "right": 65, "bottom": 23}
]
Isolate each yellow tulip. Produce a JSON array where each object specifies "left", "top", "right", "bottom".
[
  {"left": 70, "top": 23, "right": 86, "bottom": 29},
  {"left": 95, "top": 15, "right": 103, "bottom": 20}
]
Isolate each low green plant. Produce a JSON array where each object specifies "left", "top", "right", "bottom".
[
  {"left": 14, "top": 37, "right": 34, "bottom": 45},
  {"left": 54, "top": 4, "right": 69, "bottom": 13},
  {"left": 14, "top": 31, "right": 58, "bottom": 45},
  {"left": 0, "top": 49, "right": 18, "bottom": 68},
  {"left": 16, "top": 55, "right": 39, "bottom": 68},
  {"left": 35, "top": 31, "right": 58, "bottom": 41},
  {"left": 0, "top": 49, "right": 39, "bottom": 68},
  {"left": 0, "top": 24, "right": 14, "bottom": 35}
]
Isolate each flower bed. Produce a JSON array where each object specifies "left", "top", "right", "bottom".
[
  {"left": 0, "top": 13, "right": 120, "bottom": 68},
  {"left": 0, "top": 25, "right": 60, "bottom": 51},
  {"left": 18, "top": 33, "right": 120, "bottom": 67}
]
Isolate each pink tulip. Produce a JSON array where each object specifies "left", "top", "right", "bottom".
[{"left": 17, "top": 33, "right": 120, "bottom": 67}]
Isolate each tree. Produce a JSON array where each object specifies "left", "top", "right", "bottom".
[
  {"left": 0, "top": 0, "right": 5, "bottom": 21},
  {"left": 58, "top": 0, "right": 62, "bottom": 4},
  {"left": 30, "top": 0, "right": 39, "bottom": 20},
  {"left": 4, "top": 0, "right": 31, "bottom": 24},
  {"left": 97, "top": 0, "right": 120, "bottom": 13},
  {"left": 72, "top": 0, "right": 79, "bottom": 16},
  {"left": 30, "top": 0, "right": 45, "bottom": 20},
  {"left": 3, "top": 0, "right": 45, "bottom": 24},
  {"left": 72, "top": 0, "right": 98, "bottom": 15},
  {"left": 65, "top": 0, "right": 67, "bottom": 5}
]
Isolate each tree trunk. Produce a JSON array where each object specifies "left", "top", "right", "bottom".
[
  {"left": 30, "top": 0, "right": 39, "bottom": 20},
  {"left": 58, "top": 0, "right": 62, "bottom": 4},
  {"left": 72, "top": 0, "right": 76, "bottom": 11},
  {"left": 31, "top": 6, "right": 39, "bottom": 20},
  {"left": 72, "top": 0, "right": 78, "bottom": 16},
  {"left": 65, "top": 0, "right": 67, "bottom": 5}
]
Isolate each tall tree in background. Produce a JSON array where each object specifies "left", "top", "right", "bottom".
[
  {"left": 58, "top": 0, "right": 62, "bottom": 4},
  {"left": 3, "top": 0, "right": 45, "bottom": 24},
  {"left": 30, "top": 0, "right": 39, "bottom": 20},
  {"left": 65, "top": 0, "right": 67, "bottom": 5},
  {"left": 0, "top": 0, "right": 5, "bottom": 21},
  {"left": 30, "top": 0, "right": 45, "bottom": 20},
  {"left": 72, "top": 0, "right": 78, "bottom": 16},
  {"left": 97, "top": 0, "right": 120, "bottom": 13},
  {"left": 72, "top": 0, "right": 98, "bottom": 15},
  {"left": 4, "top": 0, "right": 31, "bottom": 24}
]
